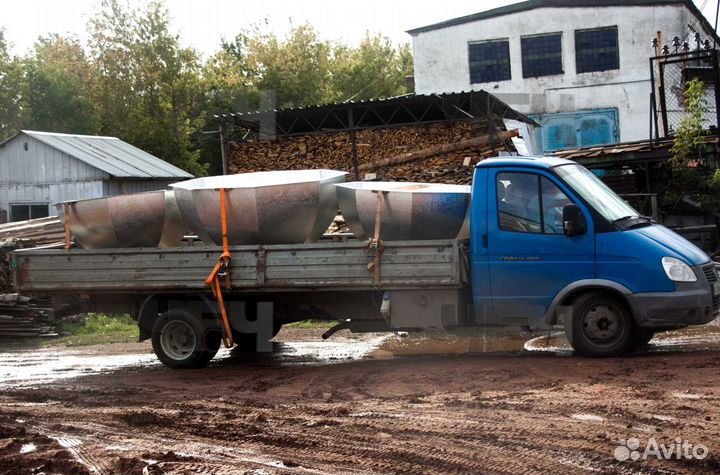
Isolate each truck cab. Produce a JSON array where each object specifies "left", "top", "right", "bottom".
[{"left": 471, "top": 156, "right": 719, "bottom": 356}]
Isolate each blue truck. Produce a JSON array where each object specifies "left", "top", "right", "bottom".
[{"left": 11, "top": 156, "right": 719, "bottom": 367}]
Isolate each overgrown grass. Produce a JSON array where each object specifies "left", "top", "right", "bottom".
[
  {"left": 53, "top": 313, "right": 139, "bottom": 347},
  {"left": 284, "top": 319, "right": 335, "bottom": 328}
]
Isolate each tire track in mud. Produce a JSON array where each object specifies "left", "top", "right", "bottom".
[{"left": 1, "top": 336, "right": 719, "bottom": 475}]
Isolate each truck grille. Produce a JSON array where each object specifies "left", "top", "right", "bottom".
[{"left": 702, "top": 264, "right": 719, "bottom": 312}]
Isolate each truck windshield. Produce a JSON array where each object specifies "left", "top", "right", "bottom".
[{"left": 554, "top": 164, "right": 642, "bottom": 224}]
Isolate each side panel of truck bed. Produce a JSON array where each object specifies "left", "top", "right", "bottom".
[{"left": 13, "top": 240, "right": 467, "bottom": 294}]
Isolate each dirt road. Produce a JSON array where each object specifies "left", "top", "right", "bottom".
[{"left": 1, "top": 326, "right": 719, "bottom": 475}]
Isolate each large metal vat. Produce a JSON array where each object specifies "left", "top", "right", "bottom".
[
  {"left": 57, "top": 190, "right": 186, "bottom": 249},
  {"left": 171, "top": 170, "right": 347, "bottom": 245},
  {"left": 336, "top": 182, "right": 471, "bottom": 241}
]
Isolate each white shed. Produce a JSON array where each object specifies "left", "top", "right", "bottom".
[{"left": 0, "top": 130, "right": 193, "bottom": 223}]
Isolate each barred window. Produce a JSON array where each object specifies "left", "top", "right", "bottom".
[
  {"left": 521, "top": 33, "right": 563, "bottom": 78},
  {"left": 575, "top": 26, "right": 619, "bottom": 73},
  {"left": 469, "top": 39, "right": 511, "bottom": 84}
]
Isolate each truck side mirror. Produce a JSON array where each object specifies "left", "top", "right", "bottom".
[{"left": 562, "top": 204, "right": 587, "bottom": 236}]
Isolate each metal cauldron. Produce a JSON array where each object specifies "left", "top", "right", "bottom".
[
  {"left": 171, "top": 169, "right": 348, "bottom": 245},
  {"left": 57, "top": 190, "right": 186, "bottom": 249},
  {"left": 335, "top": 182, "right": 471, "bottom": 241}
]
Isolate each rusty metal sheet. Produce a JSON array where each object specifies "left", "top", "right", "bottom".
[
  {"left": 336, "top": 182, "right": 471, "bottom": 241},
  {"left": 56, "top": 190, "right": 186, "bottom": 249},
  {"left": 171, "top": 170, "right": 347, "bottom": 246}
]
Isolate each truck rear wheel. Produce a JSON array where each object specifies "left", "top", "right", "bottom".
[
  {"left": 151, "top": 310, "right": 221, "bottom": 369},
  {"left": 565, "top": 291, "right": 633, "bottom": 357}
]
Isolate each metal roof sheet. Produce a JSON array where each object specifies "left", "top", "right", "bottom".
[
  {"left": 216, "top": 91, "right": 538, "bottom": 136},
  {"left": 17, "top": 131, "right": 193, "bottom": 179}
]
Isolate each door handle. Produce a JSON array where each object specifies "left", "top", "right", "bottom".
[{"left": 482, "top": 233, "right": 488, "bottom": 248}]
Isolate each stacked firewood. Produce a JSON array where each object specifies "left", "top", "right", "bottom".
[{"left": 228, "top": 121, "right": 518, "bottom": 185}]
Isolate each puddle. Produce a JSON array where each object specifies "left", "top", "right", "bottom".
[
  {"left": 215, "top": 335, "right": 390, "bottom": 367},
  {"left": 525, "top": 325, "right": 720, "bottom": 354},
  {"left": 1, "top": 322, "right": 717, "bottom": 388},
  {"left": 571, "top": 413, "right": 605, "bottom": 422},
  {"left": 19, "top": 443, "right": 36, "bottom": 454},
  {"left": 0, "top": 350, "right": 158, "bottom": 388},
  {"left": 0, "top": 336, "right": 390, "bottom": 387},
  {"left": 671, "top": 391, "right": 705, "bottom": 400},
  {"left": 651, "top": 414, "right": 673, "bottom": 421}
]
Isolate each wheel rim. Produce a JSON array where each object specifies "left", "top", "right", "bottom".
[
  {"left": 581, "top": 303, "right": 624, "bottom": 347},
  {"left": 160, "top": 320, "right": 197, "bottom": 361}
]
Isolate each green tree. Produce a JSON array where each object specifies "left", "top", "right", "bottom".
[
  {"left": 87, "top": 0, "right": 207, "bottom": 176},
  {"left": 0, "top": 29, "right": 26, "bottom": 141},
  {"left": 670, "top": 78, "right": 709, "bottom": 167},
  {"left": 87, "top": 0, "right": 138, "bottom": 139},
  {"left": 331, "top": 33, "right": 414, "bottom": 102},
  {"left": 24, "top": 35, "right": 99, "bottom": 134}
]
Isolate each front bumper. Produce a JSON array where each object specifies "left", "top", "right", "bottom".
[{"left": 628, "top": 263, "right": 719, "bottom": 329}]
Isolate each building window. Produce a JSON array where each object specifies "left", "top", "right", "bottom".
[
  {"left": 469, "top": 39, "right": 511, "bottom": 84},
  {"left": 575, "top": 26, "right": 619, "bottom": 73},
  {"left": 10, "top": 203, "right": 49, "bottom": 222},
  {"left": 521, "top": 33, "right": 563, "bottom": 78}
]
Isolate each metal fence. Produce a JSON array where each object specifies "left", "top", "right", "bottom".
[{"left": 650, "top": 48, "right": 720, "bottom": 139}]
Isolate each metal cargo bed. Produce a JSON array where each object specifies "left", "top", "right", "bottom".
[{"left": 12, "top": 240, "right": 468, "bottom": 294}]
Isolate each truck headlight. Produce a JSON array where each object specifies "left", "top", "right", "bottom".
[{"left": 661, "top": 257, "right": 697, "bottom": 282}]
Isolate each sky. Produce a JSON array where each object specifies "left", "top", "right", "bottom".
[{"left": 0, "top": 0, "right": 717, "bottom": 57}]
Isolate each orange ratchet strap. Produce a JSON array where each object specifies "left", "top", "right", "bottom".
[
  {"left": 204, "top": 188, "right": 235, "bottom": 348},
  {"left": 63, "top": 203, "right": 73, "bottom": 250},
  {"left": 367, "top": 190, "right": 386, "bottom": 287}
]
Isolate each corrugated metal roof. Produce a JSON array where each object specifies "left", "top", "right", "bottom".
[
  {"left": 17, "top": 131, "right": 193, "bottom": 179},
  {"left": 216, "top": 91, "right": 538, "bottom": 137}
]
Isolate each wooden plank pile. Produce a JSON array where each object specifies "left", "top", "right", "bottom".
[
  {"left": 0, "top": 293, "right": 58, "bottom": 338},
  {"left": 228, "top": 121, "right": 518, "bottom": 185},
  {"left": 0, "top": 239, "right": 60, "bottom": 338},
  {"left": 0, "top": 216, "right": 64, "bottom": 246}
]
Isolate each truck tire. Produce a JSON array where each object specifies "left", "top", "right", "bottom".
[
  {"left": 151, "top": 310, "right": 221, "bottom": 369},
  {"left": 565, "top": 291, "right": 633, "bottom": 357}
]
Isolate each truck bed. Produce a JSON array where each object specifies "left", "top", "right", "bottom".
[{"left": 12, "top": 240, "right": 467, "bottom": 295}]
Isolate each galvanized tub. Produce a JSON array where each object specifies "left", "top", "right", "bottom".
[
  {"left": 335, "top": 182, "right": 471, "bottom": 241},
  {"left": 57, "top": 190, "right": 186, "bottom": 249},
  {"left": 171, "top": 170, "right": 348, "bottom": 245}
]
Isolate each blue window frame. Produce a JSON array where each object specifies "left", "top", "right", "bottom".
[
  {"left": 521, "top": 33, "right": 563, "bottom": 78},
  {"left": 575, "top": 26, "right": 619, "bottom": 73},
  {"left": 469, "top": 40, "right": 511, "bottom": 84}
]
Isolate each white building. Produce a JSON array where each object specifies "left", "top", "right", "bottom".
[
  {"left": 408, "top": 0, "right": 718, "bottom": 152},
  {"left": 0, "top": 131, "right": 192, "bottom": 223}
]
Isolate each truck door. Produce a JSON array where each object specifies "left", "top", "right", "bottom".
[{"left": 487, "top": 168, "right": 595, "bottom": 323}]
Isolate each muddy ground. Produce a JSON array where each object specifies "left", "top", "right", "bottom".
[{"left": 0, "top": 325, "right": 719, "bottom": 475}]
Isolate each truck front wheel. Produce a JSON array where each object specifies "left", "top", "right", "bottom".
[
  {"left": 151, "top": 310, "right": 221, "bottom": 369},
  {"left": 565, "top": 292, "right": 633, "bottom": 357}
]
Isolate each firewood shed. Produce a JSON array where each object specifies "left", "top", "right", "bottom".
[{"left": 215, "top": 91, "right": 538, "bottom": 184}]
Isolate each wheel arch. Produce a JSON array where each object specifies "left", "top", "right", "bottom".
[{"left": 544, "top": 280, "right": 636, "bottom": 326}]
